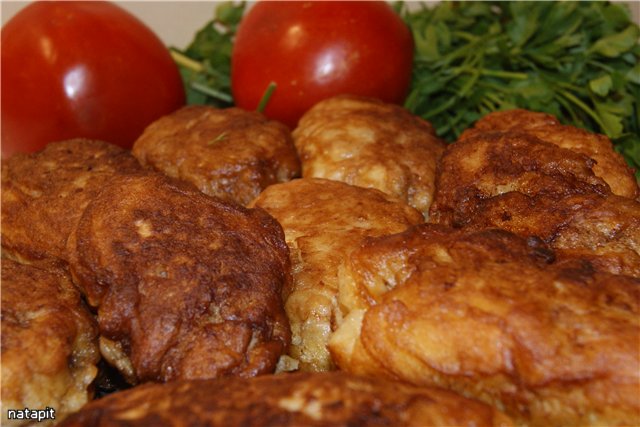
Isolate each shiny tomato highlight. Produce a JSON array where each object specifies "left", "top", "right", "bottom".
[
  {"left": 231, "top": 1, "right": 414, "bottom": 128},
  {"left": 1, "top": 1, "right": 185, "bottom": 157}
]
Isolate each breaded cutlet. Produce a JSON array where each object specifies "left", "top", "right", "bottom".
[
  {"left": 1, "top": 139, "right": 142, "bottom": 263},
  {"left": 293, "top": 95, "right": 445, "bottom": 218},
  {"left": 133, "top": 105, "right": 300, "bottom": 206},
  {"left": 1, "top": 259, "right": 100, "bottom": 426},
  {"left": 67, "top": 173, "right": 292, "bottom": 383},
  {"left": 59, "top": 371, "right": 513, "bottom": 427},
  {"left": 430, "top": 130, "right": 640, "bottom": 277},
  {"left": 458, "top": 109, "right": 638, "bottom": 199},
  {"left": 330, "top": 224, "right": 640, "bottom": 426},
  {"left": 250, "top": 178, "right": 423, "bottom": 372}
]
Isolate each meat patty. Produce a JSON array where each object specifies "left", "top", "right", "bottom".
[
  {"left": 132, "top": 105, "right": 300, "bottom": 206},
  {"left": 58, "top": 371, "right": 513, "bottom": 427},
  {"left": 459, "top": 109, "right": 638, "bottom": 199},
  {"left": 430, "top": 131, "right": 611, "bottom": 226},
  {"left": 430, "top": 130, "right": 640, "bottom": 277},
  {"left": 461, "top": 192, "right": 640, "bottom": 277},
  {"left": 1, "top": 259, "right": 100, "bottom": 426},
  {"left": 66, "top": 173, "right": 291, "bottom": 383},
  {"left": 1, "top": 139, "right": 142, "bottom": 263},
  {"left": 330, "top": 224, "right": 640, "bottom": 426},
  {"left": 250, "top": 178, "right": 423, "bottom": 372},
  {"left": 292, "top": 95, "right": 445, "bottom": 218}
]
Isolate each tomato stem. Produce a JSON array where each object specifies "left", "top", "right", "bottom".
[{"left": 256, "top": 82, "right": 277, "bottom": 113}]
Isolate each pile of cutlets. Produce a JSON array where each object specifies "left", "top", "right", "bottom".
[{"left": 2, "top": 95, "right": 638, "bottom": 427}]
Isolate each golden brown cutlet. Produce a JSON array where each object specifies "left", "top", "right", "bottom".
[
  {"left": 58, "top": 371, "right": 513, "bottom": 427},
  {"left": 132, "top": 105, "right": 301, "bottom": 206},
  {"left": 292, "top": 95, "right": 445, "bottom": 218},
  {"left": 1, "top": 139, "right": 142, "bottom": 263},
  {"left": 430, "top": 130, "right": 640, "bottom": 277},
  {"left": 330, "top": 224, "right": 640, "bottom": 426},
  {"left": 1, "top": 259, "right": 100, "bottom": 426},
  {"left": 460, "top": 191, "right": 640, "bottom": 277},
  {"left": 429, "top": 131, "right": 611, "bottom": 227},
  {"left": 249, "top": 178, "right": 423, "bottom": 372},
  {"left": 66, "top": 173, "right": 292, "bottom": 383},
  {"left": 459, "top": 109, "right": 638, "bottom": 199}
]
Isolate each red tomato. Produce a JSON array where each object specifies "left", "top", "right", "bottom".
[
  {"left": 231, "top": 1, "right": 414, "bottom": 128},
  {"left": 1, "top": 1, "right": 185, "bottom": 157}
]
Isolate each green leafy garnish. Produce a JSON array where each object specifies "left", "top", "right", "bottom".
[
  {"left": 399, "top": 1, "right": 639, "bottom": 177},
  {"left": 170, "top": 1, "right": 245, "bottom": 107}
]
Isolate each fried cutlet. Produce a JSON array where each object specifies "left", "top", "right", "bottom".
[
  {"left": 330, "top": 224, "right": 640, "bottom": 426},
  {"left": 430, "top": 131, "right": 640, "bottom": 276},
  {"left": 461, "top": 192, "right": 640, "bottom": 277},
  {"left": 459, "top": 109, "right": 638, "bottom": 199},
  {"left": 292, "top": 95, "right": 445, "bottom": 218},
  {"left": 1, "top": 139, "right": 142, "bottom": 263},
  {"left": 58, "top": 371, "right": 513, "bottom": 427},
  {"left": 132, "top": 105, "right": 301, "bottom": 206},
  {"left": 429, "top": 131, "right": 610, "bottom": 227},
  {"left": 1, "top": 259, "right": 100, "bottom": 426},
  {"left": 249, "top": 178, "right": 423, "bottom": 371},
  {"left": 66, "top": 173, "right": 291, "bottom": 383}
]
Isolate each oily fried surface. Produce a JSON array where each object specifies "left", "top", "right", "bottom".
[
  {"left": 1, "top": 139, "right": 142, "bottom": 262},
  {"left": 250, "top": 178, "right": 423, "bottom": 372},
  {"left": 430, "top": 130, "right": 639, "bottom": 277},
  {"left": 462, "top": 192, "right": 640, "bottom": 277},
  {"left": 292, "top": 95, "right": 445, "bottom": 217},
  {"left": 59, "top": 371, "right": 513, "bottom": 427},
  {"left": 330, "top": 224, "right": 640, "bottom": 427},
  {"left": 132, "top": 105, "right": 300, "bottom": 206},
  {"left": 459, "top": 109, "right": 638, "bottom": 199},
  {"left": 66, "top": 173, "right": 291, "bottom": 383},
  {"left": 1, "top": 259, "right": 100, "bottom": 426},
  {"left": 550, "top": 194, "right": 640, "bottom": 275},
  {"left": 429, "top": 131, "right": 610, "bottom": 227}
]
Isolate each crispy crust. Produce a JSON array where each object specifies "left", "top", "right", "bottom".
[
  {"left": 1, "top": 139, "right": 142, "bottom": 262},
  {"left": 459, "top": 109, "right": 638, "bottom": 199},
  {"left": 66, "top": 173, "right": 291, "bottom": 383},
  {"left": 1, "top": 259, "right": 100, "bottom": 426},
  {"left": 58, "top": 372, "right": 513, "bottom": 427},
  {"left": 430, "top": 127, "right": 640, "bottom": 277},
  {"left": 132, "top": 105, "right": 300, "bottom": 206},
  {"left": 293, "top": 95, "right": 445, "bottom": 218},
  {"left": 460, "top": 192, "right": 640, "bottom": 277},
  {"left": 250, "top": 178, "right": 423, "bottom": 371},
  {"left": 430, "top": 131, "right": 611, "bottom": 227},
  {"left": 330, "top": 224, "right": 640, "bottom": 426}
]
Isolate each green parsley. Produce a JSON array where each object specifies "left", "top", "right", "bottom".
[{"left": 399, "top": 1, "right": 639, "bottom": 177}]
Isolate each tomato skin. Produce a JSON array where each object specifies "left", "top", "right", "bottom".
[
  {"left": 231, "top": 1, "right": 414, "bottom": 128},
  {"left": 1, "top": 1, "right": 185, "bottom": 157}
]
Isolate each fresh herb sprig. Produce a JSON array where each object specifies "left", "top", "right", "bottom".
[
  {"left": 170, "top": 2, "right": 245, "bottom": 106},
  {"left": 400, "top": 1, "right": 639, "bottom": 176}
]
